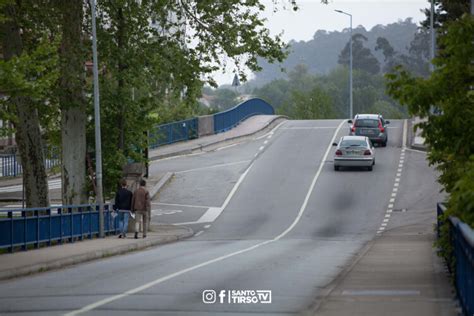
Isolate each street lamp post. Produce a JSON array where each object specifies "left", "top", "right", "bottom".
[
  {"left": 335, "top": 10, "right": 353, "bottom": 119},
  {"left": 90, "top": 0, "right": 105, "bottom": 238}
]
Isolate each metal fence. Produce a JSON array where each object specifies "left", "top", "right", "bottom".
[
  {"left": 0, "top": 148, "right": 60, "bottom": 178},
  {"left": 437, "top": 203, "right": 474, "bottom": 316},
  {"left": 149, "top": 117, "right": 198, "bottom": 149},
  {"left": 0, "top": 204, "right": 118, "bottom": 253},
  {"left": 213, "top": 98, "right": 275, "bottom": 134}
]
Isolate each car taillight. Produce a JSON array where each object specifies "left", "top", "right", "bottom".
[
  {"left": 364, "top": 150, "right": 371, "bottom": 155},
  {"left": 351, "top": 126, "right": 355, "bottom": 133},
  {"left": 378, "top": 120, "right": 385, "bottom": 133},
  {"left": 336, "top": 150, "right": 343, "bottom": 156}
]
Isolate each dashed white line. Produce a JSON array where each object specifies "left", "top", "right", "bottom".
[
  {"left": 393, "top": 188, "right": 398, "bottom": 192},
  {"left": 385, "top": 214, "right": 391, "bottom": 218},
  {"left": 394, "top": 183, "right": 399, "bottom": 187},
  {"left": 383, "top": 219, "right": 389, "bottom": 223},
  {"left": 397, "top": 168, "right": 402, "bottom": 172},
  {"left": 381, "top": 223, "right": 387, "bottom": 227},
  {"left": 259, "top": 146, "right": 265, "bottom": 151},
  {"left": 195, "top": 231, "right": 204, "bottom": 237},
  {"left": 151, "top": 202, "right": 214, "bottom": 209},
  {"left": 389, "top": 198, "right": 395, "bottom": 203},
  {"left": 65, "top": 120, "right": 345, "bottom": 316},
  {"left": 204, "top": 225, "right": 211, "bottom": 229},
  {"left": 387, "top": 209, "right": 393, "bottom": 213},
  {"left": 395, "top": 178, "right": 400, "bottom": 182},
  {"left": 396, "top": 173, "right": 401, "bottom": 177},
  {"left": 391, "top": 193, "right": 397, "bottom": 197},
  {"left": 388, "top": 204, "right": 394, "bottom": 209}
]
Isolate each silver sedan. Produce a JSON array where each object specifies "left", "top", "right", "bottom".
[{"left": 332, "top": 136, "right": 375, "bottom": 171}]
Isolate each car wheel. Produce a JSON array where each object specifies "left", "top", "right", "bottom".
[
  {"left": 382, "top": 140, "right": 387, "bottom": 147},
  {"left": 372, "top": 159, "right": 375, "bottom": 165},
  {"left": 334, "top": 165, "right": 339, "bottom": 171},
  {"left": 368, "top": 165, "right": 373, "bottom": 171}
]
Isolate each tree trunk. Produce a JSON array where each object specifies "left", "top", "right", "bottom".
[
  {"left": 59, "top": 0, "right": 87, "bottom": 205},
  {"left": 1, "top": 4, "right": 49, "bottom": 208}
]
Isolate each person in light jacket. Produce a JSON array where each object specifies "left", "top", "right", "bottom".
[
  {"left": 114, "top": 179, "right": 133, "bottom": 238},
  {"left": 131, "top": 179, "right": 151, "bottom": 239}
]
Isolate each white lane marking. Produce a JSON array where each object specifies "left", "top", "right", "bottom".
[
  {"left": 65, "top": 121, "right": 346, "bottom": 316},
  {"left": 151, "top": 152, "right": 205, "bottom": 163},
  {"left": 0, "top": 179, "right": 61, "bottom": 193},
  {"left": 391, "top": 193, "right": 397, "bottom": 198},
  {"left": 405, "top": 147, "right": 427, "bottom": 154},
  {"left": 395, "top": 178, "right": 400, "bottom": 182},
  {"left": 264, "top": 140, "right": 268, "bottom": 145},
  {"left": 204, "top": 225, "right": 211, "bottom": 229},
  {"left": 175, "top": 160, "right": 250, "bottom": 174},
  {"left": 215, "top": 143, "right": 240, "bottom": 151},
  {"left": 389, "top": 198, "right": 395, "bottom": 203},
  {"left": 399, "top": 159, "right": 404, "bottom": 164},
  {"left": 383, "top": 219, "right": 389, "bottom": 223},
  {"left": 151, "top": 202, "right": 214, "bottom": 209},
  {"left": 396, "top": 173, "right": 401, "bottom": 177},
  {"left": 402, "top": 119, "right": 407, "bottom": 148},
  {"left": 195, "top": 231, "right": 204, "bottom": 237},
  {"left": 387, "top": 209, "right": 393, "bottom": 213},
  {"left": 381, "top": 223, "right": 387, "bottom": 227},
  {"left": 397, "top": 168, "right": 402, "bottom": 172},
  {"left": 392, "top": 188, "right": 398, "bottom": 192},
  {"left": 254, "top": 153, "right": 258, "bottom": 157},
  {"left": 379, "top": 227, "right": 385, "bottom": 230},
  {"left": 398, "top": 164, "right": 403, "bottom": 168},
  {"left": 259, "top": 146, "right": 265, "bottom": 151},
  {"left": 394, "top": 183, "right": 399, "bottom": 187},
  {"left": 388, "top": 204, "right": 394, "bottom": 208},
  {"left": 267, "top": 134, "right": 273, "bottom": 139},
  {"left": 174, "top": 162, "right": 256, "bottom": 226},
  {"left": 281, "top": 126, "right": 338, "bottom": 130},
  {"left": 385, "top": 214, "right": 391, "bottom": 218}
]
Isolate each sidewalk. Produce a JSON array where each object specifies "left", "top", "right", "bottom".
[
  {"left": 149, "top": 115, "right": 286, "bottom": 160},
  {"left": 0, "top": 224, "right": 193, "bottom": 281}
]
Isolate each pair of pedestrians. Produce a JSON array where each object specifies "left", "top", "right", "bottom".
[{"left": 114, "top": 179, "right": 151, "bottom": 239}]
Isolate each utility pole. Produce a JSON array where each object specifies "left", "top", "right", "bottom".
[
  {"left": 335, "top": 10, "right": 353, "bottom": 119},
  {"left": 90, "top": 0, "right": 105, "bottom": 237},
  {"left": 430, "top": 0, "right": 436, "bottom": 72}
]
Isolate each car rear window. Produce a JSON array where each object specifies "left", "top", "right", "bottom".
[
  {"left": 355, "top": 119, "right": 379, "bottom": 128},
  {"left": 340, "top": 139, "right": 367, "bottom": 147}
]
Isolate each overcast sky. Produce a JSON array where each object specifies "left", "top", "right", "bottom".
[{"left": 213, "top": 0, "right": 430, "bottom": 86}]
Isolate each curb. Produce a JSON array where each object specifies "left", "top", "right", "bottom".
[
  {"left": 0, "top": 225, "right": 194, "bottom": 281},
  {"left": 149, "top": 172, "right": 174, "bottom": 199},
  {"left": 150, "top": 115, "right": 288, "bottom": 161}
]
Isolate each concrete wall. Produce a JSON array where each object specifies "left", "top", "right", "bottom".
[{"left": 198, "top": 115, "right": 214, "bottom": 137}]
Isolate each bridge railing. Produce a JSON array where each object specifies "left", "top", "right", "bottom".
[
  {"left": 213, "top": 98, "right": 274, "bottom": 134},
  {"left": 0, "top": 204, "right": 118, "bottom": 253},
  {"left": 149, "top": 117, "right": 198, "bottom": 149},
  {"left": 0, "top": 147, "right": 60, "bottom": 178},
  {"left": 437, "top": 203, "right": 474, "bottom": 316}
]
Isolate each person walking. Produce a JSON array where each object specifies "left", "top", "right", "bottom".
[
  {"left": 131, "top": 179, "right": 151, "bottom": 239},
  {"left": 114, "top": 179, "right": 133, "bottom": 238}
]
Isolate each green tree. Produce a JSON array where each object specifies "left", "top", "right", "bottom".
[
  {"left": 338, "top": 33, "right": 380, "bottom": 75},
  {"left": 288, "top": 85, "right": 335, "bottom": 120},
  {"left": 386, "top": 14, "right": 474, "bottom": 227},
  {"left": 0, "top": 1, "right": 57, "bottom": 207}
]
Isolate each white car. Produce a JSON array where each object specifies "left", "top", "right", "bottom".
[{"left": 332, "top": 136, "right": 375, "bottom": 171}]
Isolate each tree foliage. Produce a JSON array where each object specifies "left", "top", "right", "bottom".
[
  {"left": 338, "top": 33, "right": 380, "bottom": 75},
  {"left": 387, "top": 14, "right": 474, "bottom": 227}
]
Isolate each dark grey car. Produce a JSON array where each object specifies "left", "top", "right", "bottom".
[{"left": 348, "top": 114, "right": 390, "bottom": 147}]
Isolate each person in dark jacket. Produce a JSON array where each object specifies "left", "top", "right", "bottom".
[{"left": 114, "top": 179, "right": 133, "bottom": 238}]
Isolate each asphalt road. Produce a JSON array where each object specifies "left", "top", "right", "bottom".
[{"left": 0, "top": 119, "right": 443, "bottom": 315}]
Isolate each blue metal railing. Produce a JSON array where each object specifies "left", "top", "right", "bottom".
[
  {"left": 0, "top": 204, "right": 119, "bottom": 253},
  {"left": 213, "top": 98, "right": 275, "bottom": 134},
  {"left": 437, "top": 203, "right": 474, "bottom": 316},
  {"left": 149, "top": 117, "right": 198, "bottom": 149},
  {"left": 0, "top": 147, "right": 60, "bottom": 178}
]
